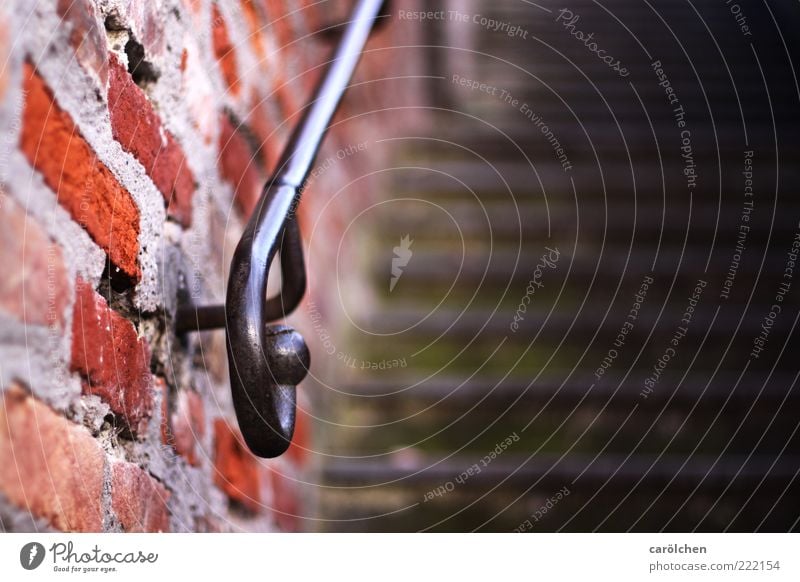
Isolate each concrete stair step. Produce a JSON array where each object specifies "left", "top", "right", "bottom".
[
  {"left": 368, "top": 246, "right": 794, "bottom": 289},
  {"left": 390, "top": 158, "right": 797, "bottom": 199},
  {"left": 373, "top": 200, "right": 800, "bottom": 244},
  {"left": 317, "top": 454, "right": 800, "bottom": 531},
  {"left": 324, "top": 397, "right": 799, "bottom": 458},
  {"left": 322, "top": 453, "right": 800, "bottom": 489},
  {"left": 342, "top": 372, "right": 800, "bottom": 406},
  {"left": 364, "top": 305, "right": 784, "bottom": 340}
]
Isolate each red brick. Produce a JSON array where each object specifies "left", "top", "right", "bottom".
[
  {"left": 259, "top": 0, "right": 303, "bottom": 121},
  {"left": 265, "top": 464, "right": 299, "bottom": 531},
  {"left": 0, "top": 196, "right": 69, "bottom": 328},
  {"left": 0, "top": 385, "right": 105, "bottom": 532},
  {"left": 299, "top": 0, "right": 322, "bottom": 33},
  {"left": 182, "top": 0, "right": 202, "bottom": 15},
  {"left": 275, "top": 69, "right": 303, "bottom": 122},
  {"left": 70, "top": 278, "right": 153, "bottom": 435},
  {"left": 110, "top": 461, "right": 170, "bottom": 532},
  {"left": 261, "top": 0, "right": 294, "bottom": 50},
  {"left": 213, "top": 418, "right": 261, "bottom": 512},
  {"left": 300, "top": 52, "right": 325, "bottom": 94},
  {"left": 129, "top": 0, "right": 166, "bottom": 60},
  {"left": 181, "top": 40, "right": 216, "bottom": 145},
  {"left": 212, "top": 4, "right": 242, "bottom": 97},
  {"left": 218, "top": 114, "right": 263, "bottom": 217},
  {"left": 246, "top": 89, "right": 282, "bottom": 170},
  {"left": 156, "top": 376, "right": 170, "bottom": 447},
  {"left": 241, "top": 0, "right": 267, "bottom": 63},
  {"left": 108, "top": 55, "right": 195, "bottom": 227},
  {"left": 57, "top": 0, "right": 108, "bottom": 86},
  {"left": 20, "top": 63, "right": 141, "bottom": 280},
  {"left": 170, "top": 389, "right": 205, "bottom": 467},
  {"left": 107, "top": 0, "right": 165, "bottom": 61}
]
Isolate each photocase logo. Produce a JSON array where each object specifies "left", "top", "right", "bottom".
[
  {"left": 390, "top": 234, "right": 414, "bottom": 292},
  {"left": 20, "top": 542, "right": 46, "bottom": 570}
]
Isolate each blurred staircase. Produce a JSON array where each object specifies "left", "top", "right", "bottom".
[{"left": 315, "top": 0, "right": 800, "bottom": 531}]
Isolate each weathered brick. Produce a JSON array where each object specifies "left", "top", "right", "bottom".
[
  {"left": 212, "top": 4, "right": 242, "bottom": 97},
  {"left": 275, "top": 70, "right": 303, "bottom": 121},
  {"left": 156, "top": 376, "right": 170, "bottom": 447},
  {"left": 182, "top": 0, "right": 202, "bottom": 15},
  {"left": 198, "top": 305, "right": 230, "bottom": 383},
  {"left": 57, "top": 0, "right": 108, "bottom": 86},
  {"left": 241, "top": 0, "right": 267, "bottom": 63},
  {"left": 213, "top": 418, "right": 261, "bottom": 512},
  {"left": 0, "top": 385, "right": 105, "bottom": 532},
  {"left": 70, "top": 278, "right": 153, "bottom": 435},
  {"left": 0, "top": 196, "right": 69, "bottom": 328},
  {"left": 246, "top": 89, "right": 282, "bottom": 170},
  {"left": 299, "top": 0, "right": 322, "bottom": 34},
  {"left": 265, "top": 464, "right": 299, "bottom": 531},
  {"left": 170, "top": 389, "right": 205, "bottom": 467},
  {"left": 218, "top": 114, "right": 264, "bottom": 217},
  {"left": 106, "top": 0, "right": 166, "bottom": 62},
  {"left": 261, "top": 0, "right": 294, "bottom": 50},
  {"left": 181, "top": 38, "right": 216, "bottom": 144},
  {"left": 20, "top": 63, "right": 140, "bottom": 280},
  {"left": 108, "top": 55, "right": 195, "bottom": 227},
  {"left": 110, "top": 461, "right": 170, "bottom": 532},
  {"left": 129, "top": 0, "right": 166, "bottom": 60},
  {"left": 258, "top": 0, "right": 303, "bottom": 121}
]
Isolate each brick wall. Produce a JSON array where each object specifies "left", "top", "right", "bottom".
[{"left": 0, "top": 0, "right": 415, "bottom": 532}]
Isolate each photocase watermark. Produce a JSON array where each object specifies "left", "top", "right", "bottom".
[
  {"left": 517, "top": 105, "right": 573, "bottom": 172},
  {"left": 641, "top": 279, "right": 707, "bottom": 398},
  {"left": 555, "top": 8, "right": 629, "bottom": 77},
  {"left": 594, "top": 273, "right": 653, "bottom": 381},
  {"left": 750, "top": 221, "right": 800, "bottom": 360},
  {"left": 20, "top": 542, "right": 46, "bottom": 570},
  {"left": 397, "top": 9, "right": 530, "bottom": 39},
  {"left": 20, "top": 541, "right": 158, "bottom": 574},
  {"left": 0, "top": 89, "right": 26, "bottom": 209},
  {"left": 422, "top": 432, "right": 520, "bottom": 502},
  {"left": 46, "top": 231, "right": 69, "bottom": 390},
  {"left": 652, "top": 60, "right": 698, "bottom": 191},
  {"left": 185, "top": 188, "right": 213, "bottom": 301},
  {"left": 75, "top": 155, "right": 96, "bottom": 231},
  {"left": 510, "top": 247, "right": 561, "bottom": 332},
  {"left": 724, "top": 0, "right": 753, "bottom": 37},
  {"left": 720, "top": 150, "right": 755, "bottom": 300},
  {"left": 452, "top": 74, "right": 572, "bottom": 172},
  {"left": 513, "top": 486, "right": 571, "bottom": 531},
  {"left": 307, "top": 300, "right": 407, "bottom": 370},
  {"left": 390, "top": 234, "right": 413, "bottom": 292},
  {"left": 308, "top": 300, "right": 337, "bottom": 355},
  {"left": 302, "top": 141, "right": 368, "bottom": 192},
  {"left": 287, "top": 140, "right": 369, "bottom": 218}
]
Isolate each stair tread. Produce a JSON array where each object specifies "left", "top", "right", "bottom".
[{"left": 322, "top": 453, "right": 800, "bottom": 486}]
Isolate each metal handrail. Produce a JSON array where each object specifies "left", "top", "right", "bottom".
[{"left": 176, "top": 0, "right": 389, "bottom": 458}]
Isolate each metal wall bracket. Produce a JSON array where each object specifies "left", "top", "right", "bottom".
[{"left": 176, "top": 0, "right": 389, "bottom": 458}]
